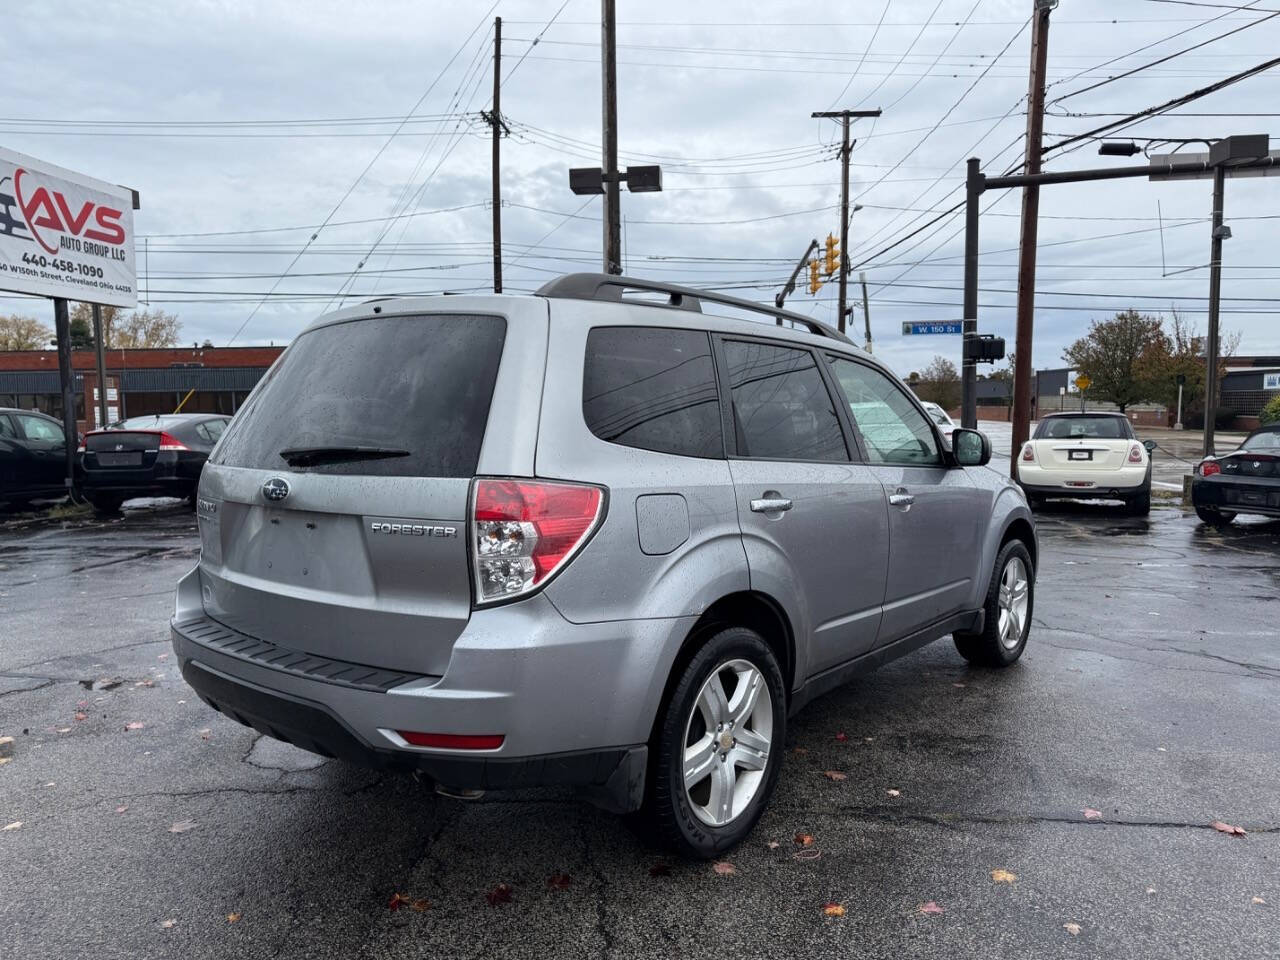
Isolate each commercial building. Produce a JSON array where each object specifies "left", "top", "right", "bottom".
[{"left": 0, "top": 345, "right": 283, "bottom": 434}]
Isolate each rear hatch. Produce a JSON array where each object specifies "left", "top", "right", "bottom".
[
  {"left": 84, "top": 430, "right": 165, "bottom": 470},
  {"left": 1037, "top": 437, "right": 1130, "bottom": 471},
  {"left": 196, "top": 307, "right": 532, "bottom": 677}
]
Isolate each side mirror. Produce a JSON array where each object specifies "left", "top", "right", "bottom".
[
  {"left": 1143, "top": 439, "right": 1157, "bottom": 453},
  {"left": 952, "top": 428, "right": 991, "bottom": 467}
]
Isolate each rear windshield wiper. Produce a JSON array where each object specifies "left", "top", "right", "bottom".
[{"left": 278, "top": 445, "right": 411, "bottom": 467}]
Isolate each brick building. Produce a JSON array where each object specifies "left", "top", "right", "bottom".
[{"left": 0, "top": 345, "right": 283, "bottom": 434}]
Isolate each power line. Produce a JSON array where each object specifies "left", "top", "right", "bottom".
[{"left": 826, "top": 0, "right": 891, "bottom": 108}]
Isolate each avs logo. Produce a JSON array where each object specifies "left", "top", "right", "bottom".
[
  {"left": 0, "top": 177, "right": 31, "bottom": 241},
  {"left": 9, "top": 167, "right": 126, "bottom": 255}
]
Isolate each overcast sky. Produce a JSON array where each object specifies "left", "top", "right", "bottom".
[{"left": 1, "top": 0, "right": 1278, "bottom": 376}]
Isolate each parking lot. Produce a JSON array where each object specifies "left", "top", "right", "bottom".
[{"left": 2, "top": 489, "right": 1278, "bottom": 960}]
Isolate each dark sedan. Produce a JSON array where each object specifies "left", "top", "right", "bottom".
[
  {"left": 0, "top": 407, "right": 72, "bottom": 508},
  {"left": 79, "top": 414, "right": 229, "bottom": 514},
  {"left": 1191, "top": 423, "right": 1280, "bottom": 525}
]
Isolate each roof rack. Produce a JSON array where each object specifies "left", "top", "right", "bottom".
[{"left": 534, "top": 273, "right": 850, "bottom": 342}]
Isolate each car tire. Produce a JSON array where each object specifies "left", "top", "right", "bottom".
[
  {"left": 1128, "top": 488, "right": 1151, "bottom": 516},
  {"left": 1195, "top": 505, "right": 1235, "bottom": 526},
  {"left": 86, "top": 495, "right": 124, "bottom": 516},
  {"left": 639, "top": 627, "right": 786, "bottom": 859},
  {"left": 954, "top": 539, "right": 1034, "bottom": 668}
]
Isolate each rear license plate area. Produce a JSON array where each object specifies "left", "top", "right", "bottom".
[
  {"left": 1068, "top": 450, "right": 1092, "bottom": 461},
  {"left": 97, "top": 452, "right": 143, "bottom": 467}
]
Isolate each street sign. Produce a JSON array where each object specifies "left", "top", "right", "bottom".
[
  {"left": 0, "top": 146, "right": 138, "bottom": 308},
  {"left": 902, "top": 321, "right": 963, "bottom": 335},
  {"left": 1074, "top": 374, "right": 1092, "bottom": 392},
  {"left": 1149, "top": 149, "right": 1280, "bottom": 182}
]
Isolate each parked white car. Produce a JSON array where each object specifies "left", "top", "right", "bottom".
[
  {"left": 921, "top": 401, "right": 956, "bottom": 429},
  {"left": 1017, "top": 412, "right": 1154, "bottom": 515}
]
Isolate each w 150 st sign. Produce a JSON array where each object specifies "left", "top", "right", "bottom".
[{"left": 0, "top": 147, "right": 137, "bottom": 308}]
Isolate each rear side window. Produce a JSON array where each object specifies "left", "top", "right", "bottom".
[
  {"left": 583, "top": 327, "right": 724, "bottom": 458},
  {"left": 213, "top": 313, "right": 505, "bottom": 477},
  {"left": 723, "top": 340, "right": 848, "bottom": 462}
]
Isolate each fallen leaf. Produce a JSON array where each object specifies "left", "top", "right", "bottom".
[
  {"left": 74, "top": 712, "right": 87, "bottom": 722},
  {"left": 1210, "top": 820, "right": 1247, "bottom": 836},
  {"left": 388, "top": 893, "right": 409, "bottom": 911},
  {"left": 712, "top": 861, "right": 736, "bottom": 876},
  {"left": 834, "top": 732, "right": 848, "bottom": 742},
  {"left": 160, "top": 919, "right": 177, "bottom": 929},
  {"left": 124, "top": 721, "right": 144, "bottom": 731},
  {"left": 792, "top": 848, "right": 822, "bottom": 861},
  {"left": 168, "top": 819, "right": 196, "bottom": 834},
  {"left": 199, "top": 729, "right": 212, "bottom": 740},
  {"left": 919, "top": 901, "right": 944, "bottom": 915},
  {"left": 1083, "top": 808, "right": 1103, "bottom": 820},
  {"left": 823, "top": 770, "right": 847, "bottom": 782},
  {"left": 226, "top": 913, "right": 241, "bottom": 924},
  {"left": 822, "top": 902, "right": 846, "bottom": 917},
  {"left": 135, "top": 678, "right": 155, "bottom": 688},
  {"left": 56, "top": 727, "right": 71, "bottom": 734},
  {"left": 98, "top": 677, "right": 123, "bottom": 691},
  {"left": 115, "top": 806, "right": 128, "bottom": 814},
  {"left": 410, "top": 898, "right": 430, "bottom": 912},
  {"left": 1252, "top": 896, "right": 1266, "bottom": 905},
  {"left": 1063, "top": 922, "right": 1082, "bottom": 936},
  {"left": 3, "top": 821, "right": 21, "bottom": 831},
  {"left": 158, "top": 653, "right": 169, "bottom": 661},
  {"left": 887, "top": 789, "right": 901, "bottom": 797},
  {"left": 991, "top": 868, "right": 1017, "bottom": 884},
  {"left": 648, "top": 862, "right": 671, "bottom": 877},
  {"left": 794, "top": 832, "right": 814, "bottom": 846},
  {"left": 1157, "top": 746, "right": 1167, "bottom": 752},
  {"left": 0, "top": 758, "right": 9, "bottom": 766},
  {"left": 1146, "top": 887, "right": 1157, "bottom": 895},
  {"left": 485, "top": 883, "right": 513, "bottom": 906},
  {"left": 547, "top": 873, "right": 571, "bottom": 890},
  {"left": 952, "top": 682, "right": 966, "bottom": 688},
  {"left": 793, "top": 747, "right": 808, "bottom": 754}
]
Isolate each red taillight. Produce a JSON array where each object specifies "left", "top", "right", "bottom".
[
  {"left": 1199, "top": 460, "right": 1221, "bottom": 477},
  {"left": 158, "top": 431, "right": 188, "bottom": 451},
  {"left": 472, "top": 478, "right": 605, "bottom": 605},
  {"left": 1021, "top": 443, "right": 1035, "bottom": 463},
  {"left": 396, "top": 731, "right": 504, "bottom": 750},
  {"left": 1128, "top": 443, "right": 1143, "bottom": 464}
]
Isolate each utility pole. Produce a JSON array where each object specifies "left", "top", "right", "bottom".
[
  {"left": 92, "top": 304, "right": 108, "bottom": 429},
  {"left": 52, "top": 298, "right": 76, "bottom": 492},
  {"left": 961, "top": 158, "right": 983, "bottom": 429},
  {"left": 601, "top": 0, "right": 621, "bottom": 274},
  {"left": 776, "top": 239, "right": 819, "bottom": 309},
  {"left": 1203, "top": 163, "right": 1226, "bottom": 457},
  {"left": 481, "top": 17, "right": 508, "bottom": 293},
  {"left": 811, "top": 108, "right": 881, "bottom": 332},
  {"left": 1010, "top": 0, "right": 1056, "bottom": 474},
  {"left": 859, "top": 271, "right": 873, "bottom": 353}
]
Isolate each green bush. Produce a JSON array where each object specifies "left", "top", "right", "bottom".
[{"left": 1261, "top": 394, "right": 1280, "bottom": 425}]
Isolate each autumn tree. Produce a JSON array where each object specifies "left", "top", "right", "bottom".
[
  {"left": 109, "top": 308, "right": 182, "bottom": 349},
  {"left": 914, "top": 355, "right": 961, "bottom": 410},
  {"left": 1136, "top": 311, "right": 1238, "bottom": 418},
  {"left": 0, "top": 314, "right": 54, "bottom": 350},
  {"left": 1062, "top": 310, "right": 1164, "bottom": 412}
]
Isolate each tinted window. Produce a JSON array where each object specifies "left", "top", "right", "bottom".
[
  {"left": 583, "top": 327, "right": 723, "bottom": 459},
  {"left": 213, "top": 314, "right": 505, "bottom": 477},
  {"left": 827, "top": 357, "right": 940, "bottom": 465},
  {"left": 205, "top": 419, "right": 227, "bottom": 441},
  {"left": 17, "top": 414, "right": 63, "bottom": 443},
  {"left": 0, "top": 416, "right": 15, "bottom": 439},
  {"left": 723, "top": 340, "right": 847, "bottom": 461},
  {"left": 1037, "top": 416, "right": 1127, "bottom": 440}
]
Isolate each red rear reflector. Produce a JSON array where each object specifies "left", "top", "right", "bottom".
[
  {"left": 472, "top": 478, "right": 605, "bottom": 605},
  {"left": 396, "top": 731, "right": 504, "bottom": 750},
  {"left": 1199, "top": 460, "right": 1221, "bottom": 477}
]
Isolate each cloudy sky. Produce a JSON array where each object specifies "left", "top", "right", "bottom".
[{"left": 1, "top": 0, "right": 1278, "bottom": 376}]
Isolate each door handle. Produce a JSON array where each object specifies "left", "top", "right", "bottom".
[
  {"left": 750, "top": 497, "right": 793, "bottom": 514},
  {"left": 889, "top": 488, "right": 915, "bottom": 509}
]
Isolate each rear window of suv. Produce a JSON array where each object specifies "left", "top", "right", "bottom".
[
  {"left": 583, "top": 326, "right": 724, "bottom": 458},
  {"left": 212, "top": 313, "right": 505, "bottom": 477}
]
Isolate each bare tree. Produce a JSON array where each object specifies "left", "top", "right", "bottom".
[
  {"left": 0, "top": 314, "right": 54, "bottom": 350},
  {"left": 914, "top": 355, "right": 961, "bottom": 410},
  {"left": 105, "top": 308, "right": 182, "bottom": 349}
]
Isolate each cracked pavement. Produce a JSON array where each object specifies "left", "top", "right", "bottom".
[{"left": 1, "top": 499, "right": 1278, "bottom": 959}]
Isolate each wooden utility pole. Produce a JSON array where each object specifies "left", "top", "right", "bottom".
[
  {"left": 52, "top": 298, "right": 76, "bottom": 491},
  {"left": 811, "top": 109, "right": 881, "bottom": 333},
  {"left": 485, "top": 17, "right": 506, "bottom": 292},
  {"left": 601, "top": 0, "right": 622, "bottom": 274},
  {"left": 1203, "top": 164, "right": 1226, "bottom": 457},
  {"left": 1010, "top": 0, "right": 1055, "bottom": 473}
]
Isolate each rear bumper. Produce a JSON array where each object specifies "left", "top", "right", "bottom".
[
  {"left": 171, "top": 565, "right": 688, "bottom": 811},
  {"left": 1019, "top": 463, "right": 1148, "bottom": 500},
  {"left": 1191, "top": 476, "right": 1280, "bottom": 517}
]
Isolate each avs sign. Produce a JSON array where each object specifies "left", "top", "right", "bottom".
[{"left": 0, "top": 147, "right": 137, "bottom": 308}]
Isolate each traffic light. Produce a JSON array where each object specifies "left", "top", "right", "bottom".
[
  {"left": 824, "top": 233, "right": 839, "bottom": 275},
  {"left": 808, "top": 259, "right": 823, "bottom": 295}
]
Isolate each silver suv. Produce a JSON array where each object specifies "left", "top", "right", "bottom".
[{"left": 172, "top": 274, "right": 1036, "bottom": 858}]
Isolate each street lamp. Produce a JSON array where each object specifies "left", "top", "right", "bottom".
[{"left": 569, "top": 165, "right": 664, "bottom": 195}]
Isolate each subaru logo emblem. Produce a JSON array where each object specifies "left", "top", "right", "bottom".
[{"left": 262, "top": 477, "right": 290, "bottom": 502}]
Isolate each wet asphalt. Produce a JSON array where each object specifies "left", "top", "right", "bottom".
[{"left": 1, "top": 497, "right": 1278, "bottom": 960}]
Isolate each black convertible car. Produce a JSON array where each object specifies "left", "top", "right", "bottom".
[
  {"left": 79, "top": 414, "right": 229, "bottom": 514},
  {"left": 1191, "top": 422, "right": 1280, "bottom": 525}
]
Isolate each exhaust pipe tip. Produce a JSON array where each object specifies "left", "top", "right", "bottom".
[{"left": 434, "top": 783, "right": 485, "bottom": 801}]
